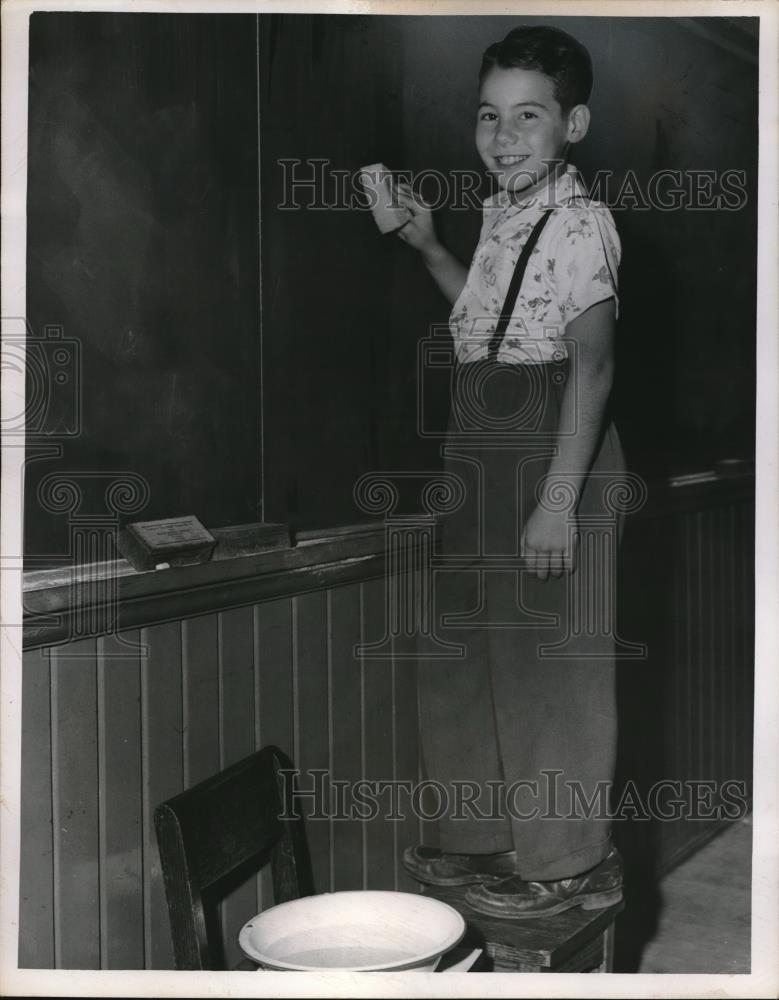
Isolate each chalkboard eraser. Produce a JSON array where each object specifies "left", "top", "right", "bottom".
[
  {"left": 117, "top": 516, "right": 217, "bottom": 572},
  {"left": 359, "top": 163, "right": 412, "bottom": 235},
  {"left": 211, "top": 522, "right": 291, "bottom": 559}
]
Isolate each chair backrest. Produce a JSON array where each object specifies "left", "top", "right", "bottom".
[{"left": 154, "top": 745, "right": 314, "bottom": 970}]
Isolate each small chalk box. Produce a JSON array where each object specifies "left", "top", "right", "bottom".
[{"left": 117, "top": 515, "right": 217, "bottom": 571}]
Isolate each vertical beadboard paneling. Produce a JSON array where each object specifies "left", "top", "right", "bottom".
[
  {"left": 686, "top": 510, "right": 697, "bottom": 800},
  {"left": 51, "top": 638, "right": 101, "bottom": 969},
  {"left": 254, "top": 597, "right": 295, "bottom": 756},
  {"left": 727, "top": 505, "right": 738, "bottom": 789},
  {"left": 708, "top": 508, "right": 721, "bottom": 808},
  {"left": 253, "top": 597, "right": 294, "bottom": 910},
  {"left": 360, "top": 578, "right": 396, "bottom": 890},
  {"left": 670, "top": 515, "right": 685, "bottom": 862},
  {"left": 735, "top": 504, "right": 747, "bottom": 788},
  {"left": 683, "top": 513, "right": 695, "bottom": 792},
  {"left": 664, "top": 505, "right": 752, "bottom": 862},
  {"left": 97, "top": 631, "right": 144, "bottom": 969},
  {"left": 140, "top": 621, "right": 183, "bottom": 970},
  {"left": 17, "top": 493, "right": 756, "bottom": 971},
  {"left": 694, "top": 512, "right": 704, "bottom": 784},
  {"left": 19, "top": 646, "right": 55, "bottom": 967},
  {"left": 181, "top": 615, "right": 220, "bottom": 787},
  {"left": 218, "top": 606, "right": 257, "bottom": 969},
  {"left": 293, "top": 591, "right": 331, "bottom": 896},
  {"left": 695, "top": 511, "right": 706, "bottom": 789},
  {"left": 715, "top": 507, "right": 728, "bottom": 793},
  {"left": 219, "top": 607, "right": 257, "bottom": 767},
  {"left": 328, "top": 583, "right": 364, "bottom": 890},
  {"left": 700, "top": 511, "right": 718, "bottom": 838},
  {"left": 393, "top": 571, "right": 422, "bottom": 892},
  {"left": 701, "top": 509, "right": 712, "bottom": 789},
  {"left": 740, "top": 501, "right": 755, "bottom": 791}
]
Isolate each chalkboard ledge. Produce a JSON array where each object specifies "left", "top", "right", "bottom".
[
  {"left": 22, "top": 520, "right": 390, "bottom": 650},
  {"left": 21, "top": 467, "right": 754, "bottom": 650}
]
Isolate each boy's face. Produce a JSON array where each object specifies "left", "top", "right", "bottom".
[{"left": 476, "top": 66, "right": 584, "bottom": 202}]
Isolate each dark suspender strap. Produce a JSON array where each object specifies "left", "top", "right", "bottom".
[{"left": 487, "top": 209, "right": 553, "bottom": 361}]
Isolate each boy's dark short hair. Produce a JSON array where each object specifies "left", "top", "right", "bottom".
[{"left": 479, "top": 26, "right": 593, "bottom": 112}]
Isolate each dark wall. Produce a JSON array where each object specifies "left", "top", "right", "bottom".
[
  {"left": 257, "top": 15, "right": 406, "bottom": 529},
  {"left": 24, "top": 13, "right": 758, "bottom": 557},
  {"left": 257, "top": 14, "right": 757, "bottom": 530},
  {"left": 25, "top": 13, "right": 261, "bottom": 560},
  {"left": 382, "top": 15, "right": 758, "bottom": 482}
]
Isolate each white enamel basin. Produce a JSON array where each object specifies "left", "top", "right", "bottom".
[{"left": 238, "top": 890, "right": 478, "bottom": 972}]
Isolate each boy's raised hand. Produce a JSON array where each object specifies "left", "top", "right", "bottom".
[
  {"left": 393, "top": 182, "right": 468, "bottom": 305},
  {"left": 394, "top": 182, "right": 438, "bottom": 254}
]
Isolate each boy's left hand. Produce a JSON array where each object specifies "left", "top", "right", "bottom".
[{"left": 521, "top": 507, "right": 579, "bottom": 580}]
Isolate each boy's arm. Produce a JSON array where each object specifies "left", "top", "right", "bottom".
[
  {"left": 418, "top": 243, "right": 469, "bottom": 306},
  {"left": 521, "top": 298, "right": 616, "bottom": 581},
  {"left": 395, "top": 182, "right": 468, "bottom": 305}
]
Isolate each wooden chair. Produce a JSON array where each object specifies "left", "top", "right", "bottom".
[
  {"left": 424, "top": 884, "right": 623, "bottom": 973},
  {"left": 154, "top": 745, "right": 314, "bottom": 970}
]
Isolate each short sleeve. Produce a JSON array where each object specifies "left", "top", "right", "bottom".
[{"left": 551, "top": 206, "right": 621, "bottom": 323}]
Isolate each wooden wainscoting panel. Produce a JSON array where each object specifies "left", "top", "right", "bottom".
[
  {"left": 328, "top": 583, "right": 365, "bottom": 891},
  {"left": 253, "top": 597, "right": 295, "bottom": 760},
  {"left": 218, "top": 605, "right": 260, "bottom": 969},
  {"left": 19, "top": 646, "right": 55, "bottom": 968},
  {"left": 737, "top": 502, "right": 755, "bottom": 789},
  {"left": 50, "top": 637, "right": 100, "bottom": 969},
  {"left": 140, "top": 621, "right": 183, "bottom": 970},
  {"left": 253, "top": 597, "right": 294, "bottom": 915},
  {"left": 292, "top": 591, "right": 331, "bottom": 895},
  {"left": 360, "top": 577, "right": 396, "bottom": 890},
  {"left": 97, "top": 631, "right": 144, "bottom": 969},
  {"left": 669, "top": 511, "right": 688, "bottom": 864},
  {"left": 219, "top": 606, "right": 257, "bottom": 769},
  {"left": 392, "top": 572, "right": 422, "bottom": 892},
  {"left": 181, "top": 615, "right": 220, "bottom": 788},
  {"left": 16, "top": 495, "right": 753, "bottom": 971}
]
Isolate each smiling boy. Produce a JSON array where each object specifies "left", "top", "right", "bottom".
[{"left": 394, "top": 26, "right": 627, "bottom": 919}]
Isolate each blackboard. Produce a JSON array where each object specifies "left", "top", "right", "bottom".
[
  {"left": 25, "top": 12, "right": 262, "bottom": 562},
  {"left": 24, "top": 12, "right": 758, "bottom": 566},
  {"left": 24, "top": 11, "right": 415, "bottom": 563}
]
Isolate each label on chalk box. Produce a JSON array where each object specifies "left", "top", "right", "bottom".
[{"left": 129, "top": 516, "right": 215, "bottom": 549}]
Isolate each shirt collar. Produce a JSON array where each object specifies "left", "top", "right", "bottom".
[{"left": 483, "top": 164, "right": 588, "bottom": 212}]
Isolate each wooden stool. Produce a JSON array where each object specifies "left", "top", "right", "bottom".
[{"left": 424, "top": 884, "right": 623, "bottom": 973}]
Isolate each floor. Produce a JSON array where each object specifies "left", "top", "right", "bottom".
[{"left": 633, "top": 816, "right": 752, "bottom": 973}]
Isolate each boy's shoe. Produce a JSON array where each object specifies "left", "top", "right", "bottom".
[
  {"left": 401, "top": 845, "right": 519, "bottom": 887},
  {"left": 464, "top": 846, "right": 623, "bottom": 918}
]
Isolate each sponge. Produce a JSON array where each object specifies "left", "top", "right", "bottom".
[{"left": 359, "top": 162, "right": 411, "bottom": 235}]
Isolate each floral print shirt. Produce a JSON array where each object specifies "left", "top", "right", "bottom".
[{"left": 449, "top": 165, "right": 621, "bottom": 365}]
